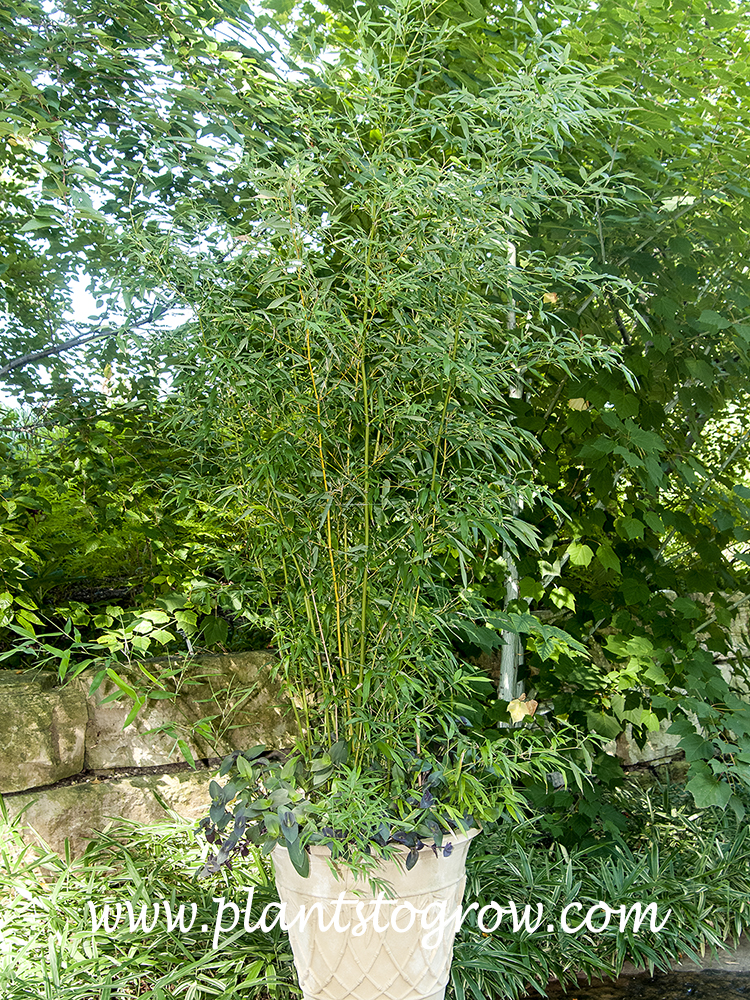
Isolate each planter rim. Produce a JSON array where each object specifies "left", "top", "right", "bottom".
[{"left": 298, "top": 826, "right": 482, "bottom": 858}]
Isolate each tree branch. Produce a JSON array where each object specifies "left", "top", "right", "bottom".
[
  {"left": 607, "top": 290, "right": 630, "bottom": 346},
  {"left": 0, "top": 307, "right": 170, "bottom": 379},
  {"left": 1, "top": 328, "right": 118, "bottom": 378}
]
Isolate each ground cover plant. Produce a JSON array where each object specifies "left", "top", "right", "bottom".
[
  {"left": 0, "top": 809, "right": 297, "bottom": 1000},
  {"left": 452, "top": 781, "right": 750, "bottom": 999},
  {"left": 2, "top": 782, "right": 749, "bottom": 1000}
]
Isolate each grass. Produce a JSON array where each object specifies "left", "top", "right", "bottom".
[
  {"left": 1, "top": 782, "right": 749, "bottom": 999},
  {"left": 0, "top": 806, "right": 296, "bottom": 1000},
  {"left": 451, "top": 780, "right": 750, "bottom": 1000}
]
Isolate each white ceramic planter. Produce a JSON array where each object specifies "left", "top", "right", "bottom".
[{"left": 272, "top": 830, "right": 480, "bottom": 1000}]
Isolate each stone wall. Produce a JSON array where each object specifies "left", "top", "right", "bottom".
[
  {"left": 0, "top": 651, "right": 295, "bottom": 855},
  {"left": 3, "top": 606, "right": 749, "bottom": 855}
]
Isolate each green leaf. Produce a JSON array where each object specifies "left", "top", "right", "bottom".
[
  {"left": 519, "top": 576, "right": 544, "bottom": 601},
  {"left": 279, "top": 808, "right": 299, "bottom": 844},
  {"left": 15, "top": 609, "right": 43, "bottom": 627},
  {"left": 680, "top": 734, "right": 715, "bottom": 762},
  {"left": 285, "top": 837, "right": 309, "bottom": 877},
  {"left": 618, "top": 516, "right": 644, "bottom": 541},
  {"left": 159, "top": 594, "right": 190, "bottom": 611},
  {"left": 667, "top": 715, "right": 699, "bottom": 737},
  {"left": 236, "top": 755, "right": 255, "bottom": 778},
  {"left": 150, "top": 628, "right": 176, "bottom": 644},
  {"left": 139, "top": 609, "right": 171, "bottom": 624},
  {"left": 686, "top": 766, "right": 732, "bottom": 809},
  {"left": 203, "top": 616, "right": 228, "bottom": 645},
  {"left": 686, "top": 359, "right": 714, "bottom": 385},
  {"left": 550, "top": 587, "right": 576, "bottom": 611},
  {"left": 619, "top": 576, "right": 650, "bottom": 606},
  {"left": 672, "top": 597, "right": 701, "bottom": 619},
  {"left": 643, "top": 662, "right": 668, "bottom": 685},
  {"left": 106, "top": 669, "right": 137, "bottom": 700},
  {"left": 13, "top": 594, "right": 39, "bottom": 611},
  {"left": 586, "top": 711, "right": 622, "bottom": 739},
  {"left": 698, "top": 310, "right": 731, "bottom": 330},
  {"left": 596, "top": 544, "right": 621, "bottom": 574},
  {"left": 123, "top": 697, "right": 146, "bottom": 728},
  {"left": 567, "top": 541, "right": 594, "bottom": 567},
  {"left": 177, "top": 740, "right": 197, "bottom": 769},
  {"left": 643, "top": 511, "right": 664, "bottom": 534},
  {"left": 329, "top": 740, "right": 349, "bottom": 765}
]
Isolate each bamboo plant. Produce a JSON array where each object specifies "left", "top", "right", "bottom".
[{"left": 161, "top": 2, "right": 632, "bottom": 874}]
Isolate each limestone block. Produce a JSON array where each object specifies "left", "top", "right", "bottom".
[
  {"left": 179, "top": 651, "right": 296, "bottom": 756},
  {"left": 152, "top": 769, "right": 216, "bottom": 823},
  {"left": 615, "top": 717, "right": 682, "bottom": 766},
  {"left": 0, "top": 671, "right": 87, "bottom": 794},
  {"left": 83, "top": 650, "right": 295, "bottom": 769},
  {"left": 3, "top": 768, "right": 213, "bottom": 856},
  {"left": 83, "top": 668, "right": 213, "bottom": 770}
]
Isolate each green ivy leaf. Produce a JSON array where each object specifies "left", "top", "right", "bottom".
[
  {"left": 567, "top": 541, "right": 594, "bottom": 567},
  {"left": 203, "top": 616, "right": 228, "bottom": 645},
  {"left": 585, "top": 711, "right": 622, "bottom": 739},
  {"left": 618, "top": 516, "right": 644, "bottom": 541},
  {"left": 519, "top": 576, "right": 544, "bottom": 601},
  {"left": 699, "top": 309, "right": 731, "bottom": 330},
  {"left": 619, "top": 576, "right": 651, "bottom": 606},
  {"left": 680, "top": 734, "right": 715, "bottom": 762},
  {"left": 550, "top": 586, "right": 576, "bottom": 611},
  {"left": 686, "top": 765, "right": 732, "bottom": 809},
  {"left": 643, "top": 511, "right": 664, "bottom": 534},
  {"left": 596, "top": 544, "right": 621, "bottom": 574}
]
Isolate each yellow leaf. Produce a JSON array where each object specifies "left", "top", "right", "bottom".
[{"left": 507, "top": 693, "right": 539, "bottom": 722}]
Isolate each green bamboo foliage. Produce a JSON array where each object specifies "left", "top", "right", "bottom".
[{"left": 159, "top": 1, "right": 630, "bottom": 752}]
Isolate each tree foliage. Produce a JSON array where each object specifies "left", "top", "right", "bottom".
[
  {"left": 509, "top": 0, "right": 750, "bottom": 828},
  {"left": 1, "top": 0, "right": 284, "bottom": 394}
]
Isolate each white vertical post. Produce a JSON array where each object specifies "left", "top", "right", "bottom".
[{"left": 498, "top": 228, "right": 524, "bottom": 716}]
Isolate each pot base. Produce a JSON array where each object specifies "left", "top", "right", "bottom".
[{"left": 300, "top": 990, "right": 446, "bottom": 1000}]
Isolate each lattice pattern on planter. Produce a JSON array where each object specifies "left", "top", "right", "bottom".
[{"left": 273, "top": 833, "right": 479, "bottom": 1000}]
